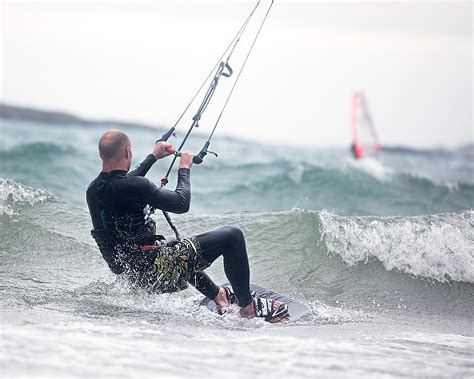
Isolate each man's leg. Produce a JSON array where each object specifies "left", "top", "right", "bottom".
[
  {"left": 188, "top": 226, "right": 287, "bottom": 322},
  {"left": 192, "top": 226, "right": 253, "bottom": 308},
  {"left": 188, "top": 271, "right": 220, "bottom": 300}
]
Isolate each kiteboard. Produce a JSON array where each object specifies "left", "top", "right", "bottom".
[{"left": 200, "top": 283, "right": 311, "bottom": 321}]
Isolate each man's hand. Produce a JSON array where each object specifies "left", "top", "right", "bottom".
[
  {"left": 152, "top": 141, "right": 173, "bottom": 160},
  {"left": 179, "top": 152, "right": 194, "bottom": 169}
]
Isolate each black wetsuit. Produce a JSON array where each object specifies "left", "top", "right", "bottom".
[{"left": 86, "top": 154, "right": 253, "bottom": 307}]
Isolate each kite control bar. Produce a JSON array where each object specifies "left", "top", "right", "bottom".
[{"left": 165, "top": 143, "right": 218, "bottom": 164}]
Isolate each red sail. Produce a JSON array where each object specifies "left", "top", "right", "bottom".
[{"left": 351, "top": 92, "right": 381, "bottom": 159}]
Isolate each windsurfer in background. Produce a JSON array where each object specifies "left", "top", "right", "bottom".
[
  {"left": 351, "top": 141, "right": 364, "bottom": 159},
  {"left": 86, "top": 129, "right": 288, "bottom": 322}
]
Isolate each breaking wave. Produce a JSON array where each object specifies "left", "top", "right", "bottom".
[
  {"left": 319, "top": 209, "right": 474, "bottom": 283},
  {"left": 2, "top": 179, "right": 472, "bottom": 288}
]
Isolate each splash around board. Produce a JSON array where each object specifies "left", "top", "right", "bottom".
[{"left": 200, "top": 283, "right": 311, "bottom": 322}]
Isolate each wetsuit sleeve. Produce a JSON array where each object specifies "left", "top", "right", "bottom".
[
  {"left": 128, "top": 154, "right": 157, "bottom": 177},
  {"left": 144, "top": 168, "right": 191, "bottom": 213}
]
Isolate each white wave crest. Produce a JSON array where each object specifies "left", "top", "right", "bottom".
[
  {"left": 0, "top": 178, "right": 53, "bottom": 215},
  {"left": 319, "top": 210, "right": 474, "bottom": 283}
]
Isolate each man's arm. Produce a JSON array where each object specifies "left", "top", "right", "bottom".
[
  {"left": 128, "top": 154, "right": 157, "bottom": 177},
  {"left": 141, "top": 151, "right": 194, "bottom": 213},
  {"left": 144, "top": 168, "right": 191, "bottom": 213},
  {"left": 128, "top": 141, "right": 173, "bottom": 177}
]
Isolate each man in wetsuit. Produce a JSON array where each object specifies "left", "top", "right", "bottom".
[{"left": 86, "top": 130, "right": 288, "bottom": 322}]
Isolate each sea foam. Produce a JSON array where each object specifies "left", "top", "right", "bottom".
[
  {"left": 319, "top": 210, "right": 474, "bottom": 283},
  {"left": 0, "top": 178, "right": 53, "bottom": 216}
]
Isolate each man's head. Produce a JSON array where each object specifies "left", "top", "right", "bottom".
[{"left": 98, "top": 130, "right": 132, "bottom": 171}]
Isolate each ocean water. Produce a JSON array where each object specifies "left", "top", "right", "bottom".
[{"left": 1, "top": 119, "right": 473, "bottom": 378}]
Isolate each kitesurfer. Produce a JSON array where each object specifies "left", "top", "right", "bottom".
[{"left": 86, "top": 130, "right": 289, "bottom": 322}]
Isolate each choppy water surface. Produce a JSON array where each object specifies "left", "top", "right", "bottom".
[{"left": 1, "top": 120, "right": 473, "bottom": 378}]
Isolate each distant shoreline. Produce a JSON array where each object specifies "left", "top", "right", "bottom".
[
  {"left": 0, "top": 103, "right": 165, "bottom": 132},
  {"left": 1, "top": 103, "right": 472, "bottom": 156}
]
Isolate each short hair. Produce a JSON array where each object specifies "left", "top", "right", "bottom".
[{"left": 98, "top": 130, "right": 131, "bottom": 161}]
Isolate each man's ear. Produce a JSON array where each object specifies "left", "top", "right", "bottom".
[{"left": 125, "top": 146, "right": 132, "bottom": 160}]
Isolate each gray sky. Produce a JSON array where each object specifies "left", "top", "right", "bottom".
[{"left": 1, "top": 1, "right": 472, "bottom": 148}]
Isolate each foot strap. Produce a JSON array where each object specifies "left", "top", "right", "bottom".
[
  {"left": 224, "top": 286, "right": 238, "bottom": 305},
  {"left": 254, "top": 297, "right": 289, "bottom": 322}
]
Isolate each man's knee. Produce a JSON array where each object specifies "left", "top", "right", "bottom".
[{"left": 219, "top": 226, "right": 245, "bottom": 245}]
